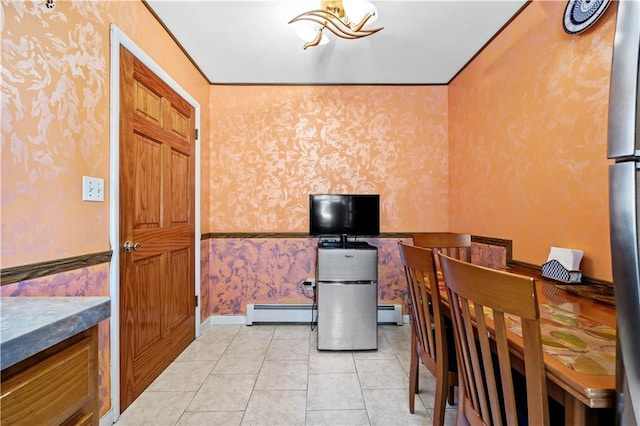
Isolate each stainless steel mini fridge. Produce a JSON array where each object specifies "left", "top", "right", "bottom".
[{"left": 316, "top": 244, "right": 378, "bottom": 351}]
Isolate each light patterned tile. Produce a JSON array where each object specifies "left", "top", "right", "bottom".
[
  {"left": 265, "top": 338, "right": 309, "bottom": 360},
  {"left": 380, "top": 324, "right": 412, "bottom": 346},
  {"left": 353, "top": 335, "right": 396, "bottom": 360},
  {"left": 176, "top": 339, "right": 231, "bottom": 362},
  {"left": 176, "top": 411, "right": 243, "bottom": 426},
  {"left": 212, "top": 349, "right": 266, "bottom": 375},
  {"left": 187, "top": 374, "right": 256, "bottom": 412},
  {"left": 116, "top": 391, "right": 195, "bottom": 425},
  {"left": 255, "top": 360, "right": 308, "bottom": 390},
  {"left": 241, "top": 390, "right": 307, "bottom": 425},
  {"left": 307, "top": 373, "right": 365, "bottom": 410},
  {"left": 198, "top": 324, "right": 241, "bottom": 341},
  {"left": 273, "top": 324, "right": 312, "bottom": 340},
  {"left": 417, "top": 367, "right": 438, "bottom": 409},
  {"left": 355, "top": 358, "right": 408, "bottom": 389},
  {"left": 393, "top": 345, "right": 412, "bottom": 374},
  {"left": 309, "top": 349, "right": 356, "bottom": 374},
  {"left": 362, "top": 388, "right": 430, "bottom": 426},
  {"left": 236, "top": 324, "right": 276, "bottom": 338},
  {"left": 305, "top": 409, "right": 370, "bottom": 425},
  {"left": 227, "top": 334, "right": 272, "bottom": 351},
  {"left": 148, "top": 360, "right": 215, "bottom": 392}
]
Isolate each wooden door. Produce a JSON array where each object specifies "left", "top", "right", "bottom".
[{"left": 119, "top": 47, "right": 195, "bottom": 411}]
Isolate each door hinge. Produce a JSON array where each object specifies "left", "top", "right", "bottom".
[
  {"left": 195, "top": 295, "right": 199, "bottom": 307},
  {"left": 194, "top": 128, "right": 199, "bottom": 140}
]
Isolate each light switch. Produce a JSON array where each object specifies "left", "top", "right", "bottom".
[{"left": 82, "top": 176, "right": 104, "bottom": 202}]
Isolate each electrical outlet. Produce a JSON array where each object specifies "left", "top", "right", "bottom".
[
  {"left": 303, "top": 278, "right": 316, "bottom": 288},
  {"left": 82, "top": 176, "right": 104, "bottom": 202}
]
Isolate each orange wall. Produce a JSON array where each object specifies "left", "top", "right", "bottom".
[
  {"left": 210, "top": 85, "right": 449, "bottom": 232},
  {"left": 1, "top": 0, "right": 210, "bottom": 417},
  {"left": 449, "top": 0, "right": 616, "bottom": 281},
  {"left": 1, "top": 0, "right": 211, "bottom": 268}
]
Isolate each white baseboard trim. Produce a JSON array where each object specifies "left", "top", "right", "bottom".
[
  {"left": 201, "top": 312, "right": 409, "bottom": 328},
  {"left": 208, "top": 314, "right": 247, "bottom": 325},
  {"left": 100, "top": 409, "right": 114, "bottom": 426},
  {"left": 245, "top": 303, "right": 403, "bottom": 325}
]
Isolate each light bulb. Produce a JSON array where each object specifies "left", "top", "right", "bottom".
[{"left": 292, "top": 21, "right": 329, "bottom": 45}]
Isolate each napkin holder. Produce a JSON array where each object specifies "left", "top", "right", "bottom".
[
  {"left": 541, "top": 247, "right": 583, "bottom": 284},
  {"left": 541, "top": 259, "right": 582, "bottom": 284}
]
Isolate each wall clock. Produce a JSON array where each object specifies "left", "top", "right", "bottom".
[{"left": 563, "top": 0, "right": 612, "bottom": 34}]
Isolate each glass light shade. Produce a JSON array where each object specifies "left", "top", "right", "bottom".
[
  {"left": 342, "top": 0, "right": 378, "bottom": 25},
  {"left": 292, "top": 21, "right": 329, "bottom": 45}
]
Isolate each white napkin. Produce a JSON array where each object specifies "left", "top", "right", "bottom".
[{"left": 547, "top": 247, "right": 583, "bottom": 271}]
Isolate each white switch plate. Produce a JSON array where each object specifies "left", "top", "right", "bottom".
[{"left": 82, "top": 176, "right": 104, "bottom": 202}]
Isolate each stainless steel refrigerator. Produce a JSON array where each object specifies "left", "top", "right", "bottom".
[
  {"left": 608, "top": 1, "right": 640, "bottom": 424},
  {"left": 316, "top": 245, "right": 378, "bottom": 351}
]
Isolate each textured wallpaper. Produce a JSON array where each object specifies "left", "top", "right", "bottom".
[
  {"left": 209, "top": 85, "right": 449, "bottom": 233},
  {"left": 449, "top": 0, "right": 616, "bottom": 280},
  {"left": 205, "top": 237, "right": 411, "bottom": 316},
  {"left": 206, "top": 84, "right": 449, "bottom": 316},
  {"left": 1, "top": 0, "right": 111, "bottom": 267},
  {"left": 1, "top": 0, "right": 210, "bottom": 268},
  {"left": 202, "top": 236, "right": 508, "bottom": 317}
]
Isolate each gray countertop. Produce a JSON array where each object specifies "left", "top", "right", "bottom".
[{"left": 1, "top": 297, "right": 111, "bottom": 370}]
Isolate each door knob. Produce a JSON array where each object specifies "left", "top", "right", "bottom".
[{"left": 123, "top": 241, "right": 142, "bottom": 253}]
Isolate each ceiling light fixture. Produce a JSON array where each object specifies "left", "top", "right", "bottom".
[{"left": 288, "top": 0, "right": 383, "bottom": 50}]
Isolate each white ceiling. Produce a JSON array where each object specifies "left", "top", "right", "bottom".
[{"left": 145, "top": 0, "right": 529, "bottom": 85}]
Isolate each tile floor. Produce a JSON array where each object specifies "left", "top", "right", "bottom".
[{"left": 115, "top": 323, "right": 458, "bottom": 425}]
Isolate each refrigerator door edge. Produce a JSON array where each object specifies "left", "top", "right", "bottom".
[{"left": 610, "top": 162, "right": 640, "bottom": 425}]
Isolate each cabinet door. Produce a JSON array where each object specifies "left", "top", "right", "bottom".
[{"left": 0, "top": 327, "right": 98, "bottom": 425}]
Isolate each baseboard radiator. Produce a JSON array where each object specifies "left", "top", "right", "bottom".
[{"left": 246, "top": 303, "right": 403, "bottom": 325}]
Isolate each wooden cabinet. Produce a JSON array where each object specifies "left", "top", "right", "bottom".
[{"left": 0, "top": 326, "right": 99, "bottom": 425}]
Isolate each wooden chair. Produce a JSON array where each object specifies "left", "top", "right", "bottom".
[
  {"left": 439, "top": 253, "right": 549, "bottom": 426},
  {"left": 398, "top": 242, "right": 452, "bottom": 426},
  {"left": 412, "top": 232, "right": 471, "bottom": 405},
  {"left": 413, "top": 232, "right": 471, "bottom": 271}
]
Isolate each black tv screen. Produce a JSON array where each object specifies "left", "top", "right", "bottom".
[{"left": 309, "top": 194, "right": 380, "bottom": 236}]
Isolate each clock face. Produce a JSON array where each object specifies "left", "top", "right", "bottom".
[{"left": 563, "top": 0, "right": 612, "bottom": 34}]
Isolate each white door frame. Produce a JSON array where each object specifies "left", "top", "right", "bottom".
[{"left": 106, "top": 24, "right": 202, "bottom": 424}]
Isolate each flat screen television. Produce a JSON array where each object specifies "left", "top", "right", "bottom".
[{"left": 309, "top": 194, "right": 380, "bottom": 236}]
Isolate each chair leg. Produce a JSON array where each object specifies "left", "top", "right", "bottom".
[
  {"left": 455, "top": 386, "right": 467, "bottom": 426},
  {"left": 433, "top": 368, "right": 447, "bottom": 426},
  {"left": 409, "top": 340, "right": 418, "bottom": 414},
  {"left": 447, "top": 384, "right": 456, "bottom": 405}
]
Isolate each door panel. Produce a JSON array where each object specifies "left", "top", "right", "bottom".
[
  {"left": 135, "top": 135, "right": 162, "bottom": 228},
  {"left": 171, "top": 150, "right": 190, "bottom": 224},
  {"left": 119, "top": 46, "right": 195, "bottom": 411}
]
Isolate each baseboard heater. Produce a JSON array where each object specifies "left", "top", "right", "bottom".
[{"left": 246, "top": 303, "right": 403, "bottom": 325}]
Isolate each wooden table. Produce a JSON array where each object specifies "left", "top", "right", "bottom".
[{"left": 438, "top": 267, "right": 616, "bottom": 426}]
